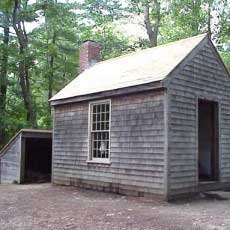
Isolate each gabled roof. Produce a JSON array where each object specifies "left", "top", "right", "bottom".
[{"left": 50, "top": 34, "right": 207, "bottom": 102}]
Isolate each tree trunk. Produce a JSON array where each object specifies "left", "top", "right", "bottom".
[
  {"left": 144, "top": 0, "right": 160, "bottom": 47},
  {"left": 18, "top": 47, "right": 37, "bottom": 126},
  {"left": 48, "top": 32, "right": 56, "bottom": 101},
  {"left": 0, "top": 13, "right": 10, "bottom": 146},
  {"left": 207, "top": 0, "right": 212, "bottom": 36},
  {"left": 45, "top": 3, "right": 56, "bottom": 115},
  {"left": 12, "top": 0, "right": 37, "bottom": 128},
  {"left": 191, "top": 0, "right": 201, "bottom": 35}
]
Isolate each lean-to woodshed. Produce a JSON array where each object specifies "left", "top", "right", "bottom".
[
  {"left": 50, "top": 34, "right": 230, "bottom": 200},
  {"left": 0, "top": 129, "right": 52, "bottom": 184}
]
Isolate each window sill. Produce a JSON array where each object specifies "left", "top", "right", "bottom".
[{"left": 87, "top": 159, "right": 111, "bottom": 165}]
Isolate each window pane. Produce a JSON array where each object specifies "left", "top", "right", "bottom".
[
  {"left": 106, "top": 122, "right": 109, "bottom": 130},
  {"left": 93, "top": 114, "right": 96, "bottom": 122},
  {"left": 96, "top": 122, "right": 100, "bottom": 130},
  {"left": 93, "top": 140, "right": 97, "bottom": 149},
  {"left": 93, "top": 149, "right": 97, "bottom": 158},
  {"left": 96, "top": 132, "right": 99, "bottom": 140},
  {"left": 93, "top": 105, "right": 96, "bottom": 113},
  {"left": 97, "top": 149, "right": 101, "bottom": 158},
  {"left": 96, "top": 113, "right": 100, "bottom": 122},
  {"left": 97, "top": 105, "right": 101, "bottom": 113},
  {"left": 106, "top": 104, "right": 109, "bottom": 112},
  {"left": 101, "top": 113, "right": 105, "bottom": 121},
  {"left": 102, "top": 104, "right": 105, "bottom": 112},
  {"left": 106, "top": 112, "right": 109, "bottom": 121}
]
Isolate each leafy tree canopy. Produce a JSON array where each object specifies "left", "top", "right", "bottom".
[{"left": 0, "top": 0, "right": 229, "bottom": 147}]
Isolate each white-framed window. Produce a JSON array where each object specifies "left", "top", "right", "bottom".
[{"left": 88, "top": 100, "right": 111, "bottom": 163}]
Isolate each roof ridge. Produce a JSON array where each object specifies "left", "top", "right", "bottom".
[{"left": 90, "top": 33, "right": 208, "bottom": 67}]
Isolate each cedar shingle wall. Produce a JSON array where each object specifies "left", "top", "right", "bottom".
[
  {"left": 52, "top": 91, "right": 166, "bottom": 195},
  {"left": 168, "top": 41, "right": 230, "bottom": 196},
  {"left": 0, "top": 135, "right": 21, "bottom": 183}
]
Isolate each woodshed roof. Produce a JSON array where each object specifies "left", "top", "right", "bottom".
[
  {"left": 50, "top": 34, "right": 207, "bottom": 102},
  {"left": 0, "top": 129, "right": 52, "bottom": 158}
]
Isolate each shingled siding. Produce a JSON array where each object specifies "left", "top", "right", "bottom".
[
  {"left": 52, "top": 90, "right": 166, "bottom": 196},
  {"left": 0, "top": 135, "right": 21, "bottom": 183},
  {"left": 167, "top": 41, "right": 230, "bottom": 196}
]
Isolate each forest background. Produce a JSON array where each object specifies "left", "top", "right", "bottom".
[{"left": 0, "top": 0, "right": 229, "bottom": 148}]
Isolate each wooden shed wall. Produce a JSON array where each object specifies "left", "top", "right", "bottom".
[
  {"left": 167, "top": 39, "right": 230, "bottom": 196},
  {"left": 0, "top": 135, "right": 21, "bottom": 184},
  {"left": 52, "top": 90, "right": 166, "bottom": 196}
]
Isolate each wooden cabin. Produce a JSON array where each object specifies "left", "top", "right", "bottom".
[{"left": 50, "top": 34, "right": 230, "bottom": 200}]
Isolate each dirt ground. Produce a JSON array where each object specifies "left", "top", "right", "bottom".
[{"left": 0, "top": 184, "right": 230, "bottom": 230}]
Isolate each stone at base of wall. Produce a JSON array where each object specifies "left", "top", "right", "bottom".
[
  {"left": 52, "top": 177, "right": 166, "bottom": 200},
  {"left": 168, "top": 182, "right": 230, "bottom": 201},
  {"left": 52, "top": 178, "right": 230, "bottom": 201}
]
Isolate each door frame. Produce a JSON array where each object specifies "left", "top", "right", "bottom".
[{"left": 196, "top": 97, "right": 220, "bottom": 183}]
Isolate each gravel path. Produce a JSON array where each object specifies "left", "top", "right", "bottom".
[{"left": 0, "top": 184, "right": 229, "bottom": 230}]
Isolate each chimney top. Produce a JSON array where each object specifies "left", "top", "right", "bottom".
[
  {"left": 82, "top": 39, "right": 99, "bottom": 43},
  {"left": 79, "top": 40, "right": 101, "bottom": 73}
]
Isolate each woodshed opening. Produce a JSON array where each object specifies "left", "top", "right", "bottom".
[
  {"left": 198, "top": 99, "right": 219, "bottom": 182},
  {"left": 22, "top": 137, "right": 52, "bottom": 183}
]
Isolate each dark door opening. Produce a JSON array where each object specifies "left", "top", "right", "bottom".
[
  {"left": 198, "top": 99, "right": 219, "bottom": 181},
  {"left": 24, "top": 138, "right": 52, "bottom": 183}
]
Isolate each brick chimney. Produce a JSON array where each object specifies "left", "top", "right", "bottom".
[{"left": 79, "top": 40, "right": 101, "bottom": 73}]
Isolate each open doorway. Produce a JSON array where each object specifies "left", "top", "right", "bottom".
[
  {"left": 198, "top": 99, "right": 219, "bottom": 181},
  {"left": 24, "top": 138, "right": 52, "bottom": 183}
]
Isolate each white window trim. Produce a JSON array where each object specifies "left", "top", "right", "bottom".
[{"left": 87, "top": 99, "right": 111, "bottom": 164}]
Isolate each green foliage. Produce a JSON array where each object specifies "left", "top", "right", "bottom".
[
  {"left": 0, "top": 0, "right": 229, "bottom": 148},
  {"left": 217, "top": 0, "right": 230, "bottom": 70}
]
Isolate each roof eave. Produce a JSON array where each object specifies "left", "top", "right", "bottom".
[{"left": 50, "top": 80, "right": 165, "bottom": 106}]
